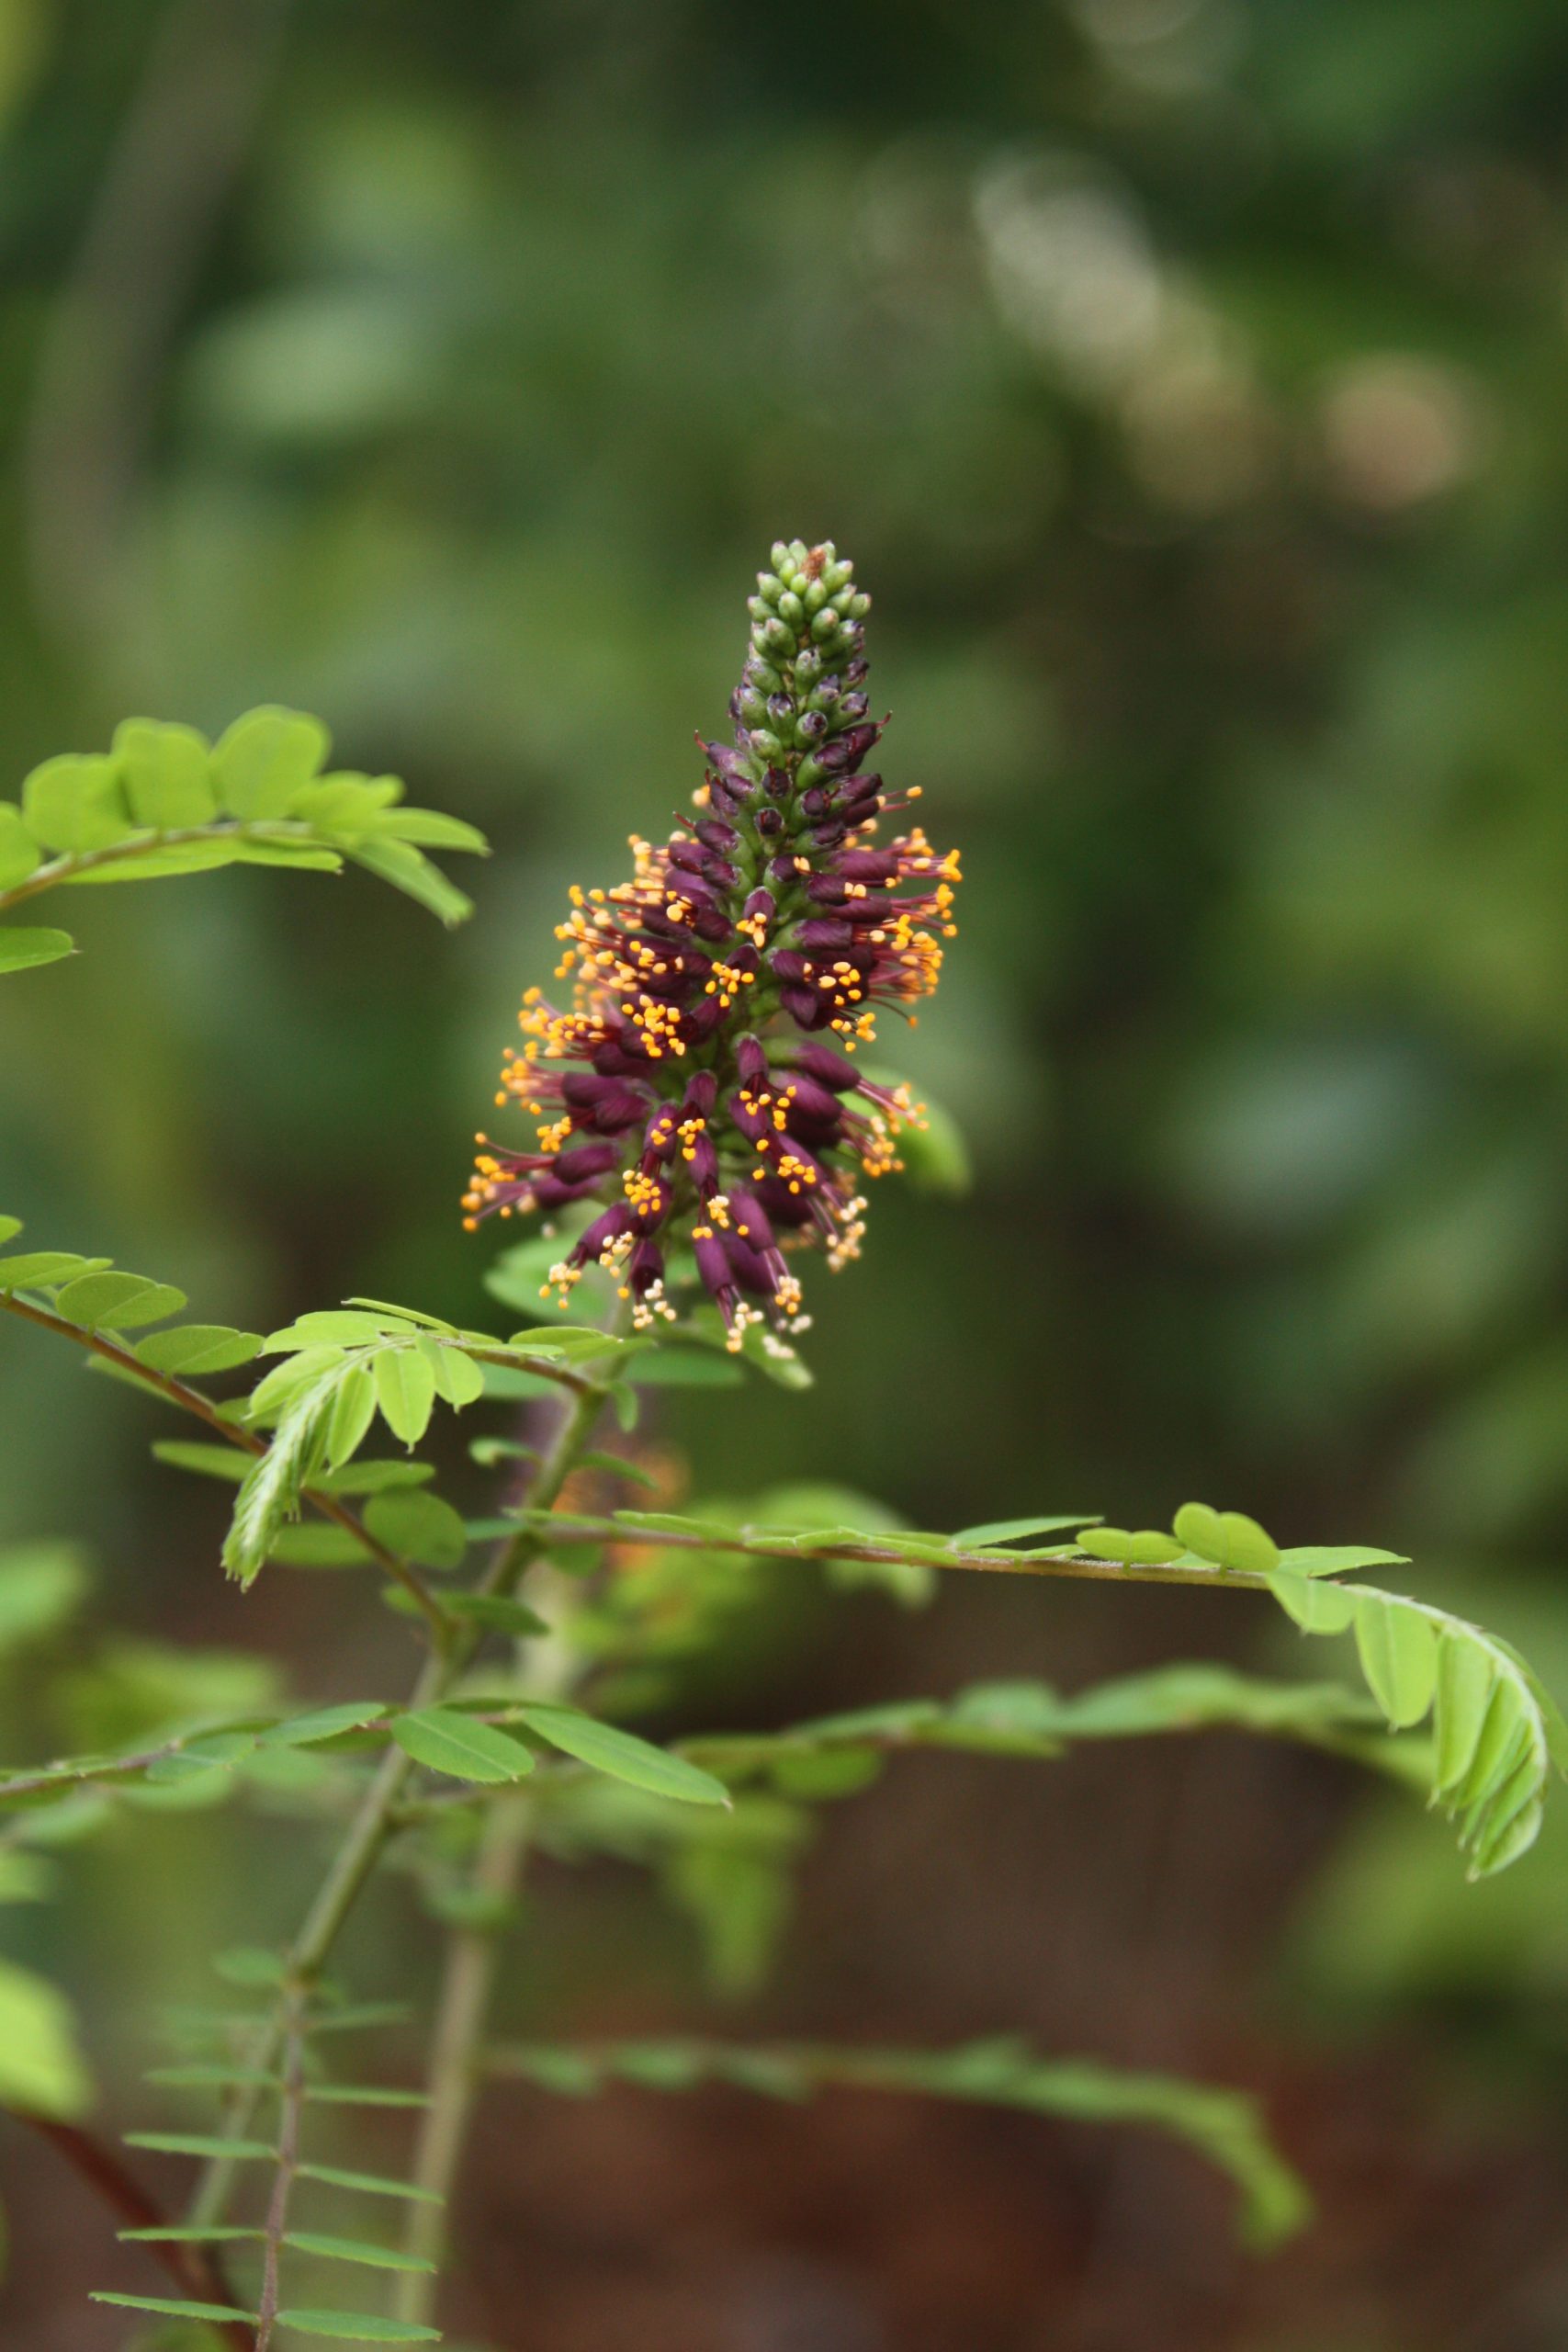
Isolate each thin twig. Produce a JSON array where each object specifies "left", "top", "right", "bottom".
[
  {"left": 0, "top": 1289, "right": 451, "bottom": 1636},
  {"left": 20, "top": 2115, "right": 254, "bottom": 2352},
  {"left": 490, "top": 1511, "right": 1275, "bottom": 1593},
  {"left": 186, "top": 1364, "right": 620, "bottom": 2231},
  {"left": 254, "top": 1983, "right": 308, "bottom": 2352}
]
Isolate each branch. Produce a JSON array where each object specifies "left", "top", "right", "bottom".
[
  {"left": 0, "top": 820, "right": 349, "bottom": 915},
  {"left": 0, "top": 1289, "right": 451, "bottom": 1639},
  {"left": 503, "top": 1510, "right": 1275, "bottom": 1592},
  {"left": 186, "top": 1358, "right": 621, "bottom": 2232},
  {"left": 20, "top": 2115, "right": 254, "bottom": 2352}
]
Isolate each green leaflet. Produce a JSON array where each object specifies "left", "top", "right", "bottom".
[
  {"left": 518, "top": 1702, "right": 730, "bottom": 1806},
  {"left": 390, "top": 1707, "right": 536, "bottom": 1783},
  {"left": 1171, "top": 1502, "right": 1279, "bottom": 1575},
  {"left": 21, "top": 752, "right": 130, "bottom": 852},
  {"left": 91, "top": 2293, "right": 256, "bottom": 2324},
  {"left": 492, "top": 2036, "right": 1308, "bottom": 2250},
  {"left": 53, "top": 1271, "right": 187, "bottom": 1330},
  {"left": 363, "top": 1489, "right": 468, "bottom": 1570},
  {"left": 347, "top": 834, "right": 474, "bottom": 925},
  {"left": 0, "top": 1541, "right": 90, "bottom": 1649},
  {"left": 0, "top": 1957, "right": 93, "bottom": 2119},
  {"left": 135, "top": 1324, "right": 263, "bottom": 1375},
  {"left": 0, "top": 804, "right": 41, "bottom": 888},
  {"left": 258, "top": 1703, "right": 388, "bottom": 1747},
  {"left": 212, "top": 705, "right": 330, "bottom": 819},
  {"left": 283, "top": 2233, "right": 435, "bottom": 2273},
  {"left": 275, "top": 2313, "right": 441, "bottom": 2343},
  {"left": 1268, "top": 1575, "right": 1567, "bottom": 1875},
  {"left": 114, "top": 717, "right": 217, "bottom": 828},
  {"left": 373, "top": 1348, "right": 437, "bottom": 1448},
  {"left": 224, "top": 1357, "right": 354, "bottom": 1586},
  {"left": 953, "top": 1515, "right": 1100, "bottom": 1547},
  {"left": 0, "top": 926, "right": 74, "bottom": 973},
  {"left": 295, "top": 2162, "right": 444, "bottom": 2201}
]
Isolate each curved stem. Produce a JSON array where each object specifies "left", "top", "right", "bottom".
[
  {"left": 254, "top": 1984, "right": 308, "bottom": 2352},
  {"left": 0, "top": 1289, "right": 450, "bottom": 1638},
  {"left": 491, "top": 1511, "right": 1273, "bottom": 1593}
]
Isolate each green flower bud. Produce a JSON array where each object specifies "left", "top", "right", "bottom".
[
  {"left": 749, "top": 729, "right": 784, "bottom": 761},
  {"left": 822, "top": 560, "right": 852, "bottom": 592},
  {"left": 770, "top": 540, "right": 792, "bottom": 571},
  {"left": 810, "top": 608, "right": 840, "bottom": 642},
  {"left": 850, "top": 593, "right": 871, "bottom": 617},
  {"left": 762, "top": 616, "right": 795, "bottom": 655},
  {"left": 777, "top": 591, "right": 806, "bottom": 628},
  {"left": 756, "top": 571, "right": 784, "bottom": 605},
  {"left": 803, "top": 579, "right": 828, "bottom": 614}
]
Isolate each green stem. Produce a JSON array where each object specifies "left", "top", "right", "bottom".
[
  {"left": 391, "top": 1793, "right": 534, "bottom": 2320},
  {"left": 0, "top": 1289, "right": 450, "bottom": 1638},
  {"left": 185, "top": 1355, "right": 618, "bottom": 2232},
  {"left": 0, "top": 819, "right": 333, "bottom": 913}
]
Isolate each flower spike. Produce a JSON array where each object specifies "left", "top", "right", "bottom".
[{"left": 463, "top": 540, "right": 960, "bottom": 1348}]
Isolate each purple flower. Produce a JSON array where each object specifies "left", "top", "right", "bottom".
[{"left": 464, "top": 540, "right": 960, "bottom": 1349}]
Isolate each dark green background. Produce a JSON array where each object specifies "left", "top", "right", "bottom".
[{"left": 5, "top": 3, "right": 1568, "bottom": 2344}]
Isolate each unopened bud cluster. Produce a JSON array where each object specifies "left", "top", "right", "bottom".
[{"left": 464, "top": 541, "right": 960, "bottom": 1349}]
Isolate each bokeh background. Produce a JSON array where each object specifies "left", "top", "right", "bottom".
[{"left": 5, "top": 1, "right": 1568, "bottom": 2345}]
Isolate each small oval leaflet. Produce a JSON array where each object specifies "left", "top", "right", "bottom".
[
  {"left": 390, "top": 1708, "right": 536, "bottom": 1783},
  {"left": 516, "top": 1702, "right": 730, "bottom": 1807}
]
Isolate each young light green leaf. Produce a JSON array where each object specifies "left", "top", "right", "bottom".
[
  {"left": 1277, "top": 1545, "right": 1410, "bottom": 1577},
  {"left": 346, "top": 835, "right": 473, "bottom": 925},
  {"left": 370, "top": 807, "right": 488, "bottom": 854},
  {"left": 126, "top": 2133, "right": 275, "bottom": 2159},
  {"left": 135, "top": 1324, "right": 263, "bottom": 1375},
  {"left": 518, "top": 1703, "right": 729, "bottom": 1806},
  {"left": 441, "top": 1593, "right": 550, "bottom": 1637},
  {"left": 364, "top": 1489, "right": 468, "bottom": 1570},
  {"left": 325, "top": 1363, "right": 378, "bottom": 1468},
  {"left": 0, "top": 1957, "right": 93, "bottom": 2119},
  {"left": 374, "top": 1349, "right": 437, "bottom": 1448},
  {"left": 152, "top": 1441, "right": 250, "bottom": 1483},
  {"left": 259, "top": 1703, "right": 387, "bottom": 1747},
  {"left": 52, "top": 1271, "right": 186, "bottom": 1329},
  {"left": 0, "top": 805, "right": 41, "bottom": 888},
  {"left": 1269, "top": 1567, "right": 1359, "bottom": 1634},
  {"left": 0, "top": 926, "right": 74, "bottom": 973},
  {"left": 113, "top": 718, "right": 217, "bottom": 829},
  {"left": 212, "top": 705, "right": 329, "bottom": 819},
  {"left": 427, "top": 1341, "right": 486, "bottom": 1408},
  {"left": 313, "top": 1458, "right": 434, "bottom": 1495},
  {"left": 266, "top": 1310, "right": 415, "bottom": 1351},
  {"left": 224, "top": 1358, "right": 352, "bottom": 1586},
  {"left": 953, "top": 1515, "right": 1100, "bottom": 1547},
  {"left": 390, "top": 1708, "right": 536, "bottom": 1783},
  {"left": 1354, "top": 1595, "right": 1438, "bottom": 1728},
  {"left": 21, "top": 752, "right": 130, "bottom": 851},
  {"left": 0, "top": 1250, "right": 108, "bottom": 1288}
]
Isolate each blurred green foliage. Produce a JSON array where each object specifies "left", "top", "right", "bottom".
[{"left": 6, "top": 0, "right": 1568, "bottom": 2331}]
